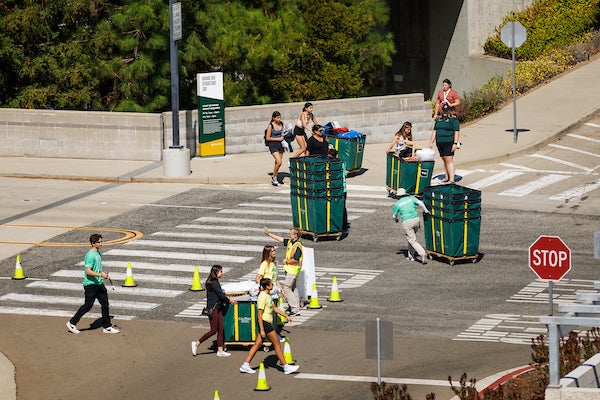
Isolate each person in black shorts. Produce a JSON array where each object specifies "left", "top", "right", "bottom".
[
  {"left": 429, "top": 104, "right": 460, "bottom": 183},
  {"left": 293, "top": 102, "right": 320, "bottom": 157},
  {"left": 265, "top": 111, "right": 285, "bottom": 186}
]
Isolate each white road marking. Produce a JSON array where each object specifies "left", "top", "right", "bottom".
[
  {"left": 217, "top": 208, "right": 289, "bottom": 216},
  {"left": 127, "top": 239, "right": 264, "bottom": 252},
  {"left": 27, "top": 281, "right": 185, "bottom": 297},
  {"left": 52, "top": 270, "right": 191, "bottom": 285},
  {"left": 0, "top": 306, "right": 135, "bottom": 320},
  {"left": 195, "top": 217, "right": 291, "bottom": 225},
  {"left": 584, "top": 123, "right": 600, "bottom": 129},
  {"left": 498, "top": 163, "right": 537, "bottom": 171},
  {"left": 78, "top": 261, "right": 228, "bottom": 274},
  {"left": 177, "top": 224, "right": 289, "bottom": 234},
  {"left": 239, "top": 202, "right": 291, "bottom": 209},
  {"left": 527, "top": 154, "right": 594, "bottom": 172},
  {"left": 295, "top": 373, "right": 461, "bottom": 386},
  {"left": 548, "top": 143, "right": 600, "bottom": 158},
  {"left": 104, "top": 249, "right": 253, "bottom": 263},
  {"left": 152, "top": 231, "right": 268, "bottom": 242},
  {"left": 499, "top": 174, "right": 570, "bottom": 197},
  {"left": 549, "top": 178, "right": 600, "bottom": 201},
  {"left": 129, "top": 203, "right": 222, "bottom": 210},
  {"left": 468, "top": 171, "right": 524, "bottom": 190},
  {"left": 0, "top": 293, "right": 159, "bottom": 310}
]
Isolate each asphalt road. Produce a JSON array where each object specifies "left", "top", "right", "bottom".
[{"left": 1, "top": 116, "right": 600, "bottom": 399}]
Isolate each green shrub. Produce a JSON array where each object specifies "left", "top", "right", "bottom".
[{"left": 484, "top": 0, "right": 600, "bottom": 60}]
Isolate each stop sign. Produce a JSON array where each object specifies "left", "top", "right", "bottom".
[{"left": 528, "top": 235, "right": 571, "bottom": 281}]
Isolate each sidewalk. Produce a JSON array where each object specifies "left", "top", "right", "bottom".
[{"left": 1, "top": 56, "right": 600, "bottom": 400}]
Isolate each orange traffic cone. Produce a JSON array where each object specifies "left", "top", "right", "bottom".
[
  {"left": 122, "top": 262, "right": 137, "bottom": 287},
  {"left": 254, "top": 362, "right": 271, "bottom": 391},
  {"left": 189, "top": 266, "right": 204, "bottom": 291},
  {"left": 307, "top": 283, "right": 322, "bottom": 309},
  {"left": 327, "top": 276, "right": 343, "bottom": 302},
  {"left": 12, "top": 255, "right": 26, "bottom": 280}
]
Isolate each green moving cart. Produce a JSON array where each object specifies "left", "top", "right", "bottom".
[
  {"left": 386, "top": 152, "right": 434, "bottom": 197},
  {"left": 223, "top": 301, "right": 272, "bottom": 349},
  {"left": 289, "top": 156, "right": 346, "bottom": 241},
  {"left": 422, "top": 184, "right": 481, "bottom": 265},
  {"left": 325, "top": 130, "right": 366, "bottom": 174}
]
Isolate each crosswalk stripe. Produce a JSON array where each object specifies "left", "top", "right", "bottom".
[
  {"left": 52, "top": 270, "right": 191, "bottom": 285},
  {"left": 0, "top": 293, "right": 159, "bottom": 310},
  {"left": 468, "top": 171, "right": 524, "bottom": 190},
  {"left": 217, "top": 208, "right": 290, "bottom": 216},
  {"left": 78, "top": 261, "right": 228, "bottom": 274},
  {"left": 126, "top": 239, "right": 264, "bottom": 252},
  {"left": 499, "top": 174, "right": 570, "bottom": 197},
  {"left": 548, "top": 143, "right": 600, "bottom": 158},
  {"left": 584, "top": 123, "right": 600, "bottom": 129},
  {"left": 152, "top": 231, "right": 268, "bottom": 242},
  {"left": 256, "top": 196, "right": 391, "bottom": 207},
  {"left": 104, "top": 249, "right": 253, "bottom": 263},
  {"left": 528, "top": 154, "right": 594, "bottom": 172},
  {"left": 195, "top": 217, "right": 291, "bottom": 225},
  {"left": 27, "top": 281, "right": 185, "bottom": 297},
  {"left": 549, "top": 178, "right": 600, "bottom": 201},
  {"left": 0, "top": 306, "right": 136, "bottom": 320},
  {"left": 498, "top": 162, "right": 537, "bottom": 171},
  {"left": 177, "top": 224, "right": 289, "bottom": 234},
  {"left": 239, "top": 202, "right": 291, "bottom": 209}
]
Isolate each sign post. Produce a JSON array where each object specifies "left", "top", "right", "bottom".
[
  {"left": 528, "top": 235, "right": 571, "bottom": 315},
  {"left": 501, "top": 21, "right": 527, "bottom": 143}
]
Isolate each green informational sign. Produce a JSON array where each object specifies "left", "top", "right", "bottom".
[{"left": 197, "top": 72, "right": 225, "bottom": 156}]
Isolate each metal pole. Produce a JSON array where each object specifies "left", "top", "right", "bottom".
[
  {"left": 548, "top": 281, "right": 554, "bottom": 316},
  {"left": 169, "top": 0, "right": 180, "bottom": 148},
  {"left": 549, "top": 323, "right": 560, "bottom": 386},
  {"left": 376, "top": 318, "right": 381, "bottom": 384},
  {"left": 511, "top": 23, "right": 518, "bottom": 144}
]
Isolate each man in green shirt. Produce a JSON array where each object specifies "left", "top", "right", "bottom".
[
  {"left": 393, "top": 189, "right": 430, "bottom": 264},
  {"left": 66, "top": 234, "right": 119, "bottom": 334}
]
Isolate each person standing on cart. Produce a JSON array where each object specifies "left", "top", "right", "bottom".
[
  {"left": 264, "top": 227, "right": 303, "bottom": 316},
  {"left": 393, "top": 189, "right": 430, "bottom": 264},
  {"left": 239, "top": 278, "right": 300, "bottom": 375},
  {"left": 191, "top": 265, "right": 236, "bottom": 357},
  {"left": 430, "top": 103, "right": 460, "bottom": 184}
]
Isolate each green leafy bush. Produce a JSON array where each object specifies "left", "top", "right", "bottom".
[{"left": 484, "top": 0, "right": 600, "bottom": 60}]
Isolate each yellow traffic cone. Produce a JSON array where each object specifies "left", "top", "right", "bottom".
[
  {"left": 189, "top": 266, "right": 204, "bottom": 291},
  {"left": 213, "top": 389, "right": 220, "bottom": 399},
  {"left": 283, "top": 337, "right": 295, "bottom": 364},
  {"left": 278, "top": 297, "right": 287, "bottom": 324},
  {"left": 327, "top": 276, "right": 343, "bottom": 302},
  {"left": 122, "top": 262, "right": 137, "bottom": 287},
  {"left": 12, "top": 255, "right": 26, "bottom": 280},
  {"left": 254, "top": 362, "right": 271, "bottom": 391},
  {"left": 307, "top": 283, "right": 322, "bottom": 309}
]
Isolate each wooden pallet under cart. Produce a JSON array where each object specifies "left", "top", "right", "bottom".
[
  {"left": 426, "top": 250, "right": 479, "bottom": 266},
  {"left": 299, "top": 229, "right": 342, "bottom": 242}
]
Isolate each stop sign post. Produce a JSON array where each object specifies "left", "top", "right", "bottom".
[{"left": 529, "top": 235, "right": 571, "bottom": 315}]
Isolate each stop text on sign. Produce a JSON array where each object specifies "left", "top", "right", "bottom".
[{"left": 530, "top": 249, "right": 569, "bottom": 268}]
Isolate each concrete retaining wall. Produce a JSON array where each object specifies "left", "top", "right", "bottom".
[
  {"left": 0, "top": 94, "right": 433, "bottom": 161},
  {"left": 546, "top": 353, "right": 600, "bottom": 400}
]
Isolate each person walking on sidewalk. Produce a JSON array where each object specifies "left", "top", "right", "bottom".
[
  {"left": 191, "top": 265, "right": 236, "bottom": 357},
  {"left": 264, "top": 226, "right": 303, "bottom": 316},
  {"left": 265, "top": 111, "right": 285, "bottom": 186},
  {"left": 393, "top": 189, "right": 430, "bottom": 264},
  {"left": 239, "top": 278, "right": 300, "bottom": 375},
  {"left": 66, "top": 234, "right": 119, "bottom": 334},
  {"left": 430, "top": 103, "right": 460, "bottom": 183}
]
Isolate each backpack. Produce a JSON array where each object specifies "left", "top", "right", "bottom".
[{"left": 263, "top": 123, "right": 272, "bottom": 146}]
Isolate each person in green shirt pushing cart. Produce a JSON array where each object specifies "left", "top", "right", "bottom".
[{"left": 393, "top": 189, "right": 431, "bottom": 264}]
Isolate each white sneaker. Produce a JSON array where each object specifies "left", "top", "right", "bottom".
[
  {"left": 103, "top": 326, "right": 120, "bottom": 334},
  {"left": 239, "top": 363, "right": 256, "bottom": 374},
  {"left": 191, "top": 341, "right": 198, "bottom": 356},
  {"left": 284, "top": 364, "right": 299, "bottom": 374},
  {"left": 271, "top": 176, "right": 280, "bottom": 186},
  {"left": 217, "top": 351, "right": 231, "bottom": 357},
  {"left": 66, "top": 321, "right": 80, "bottom": 334}
]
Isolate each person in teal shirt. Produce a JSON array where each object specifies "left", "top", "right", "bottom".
[
  {"left": 66, "top": 234, "right": 119, "bottom": 334},
  {"left": 393, "top": 189, "right": 430, "bottom": 264},
  {"left": 430, "top": 103, "right": 460, "bottom": 183}
]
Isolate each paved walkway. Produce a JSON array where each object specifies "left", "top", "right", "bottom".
[{"left": 1, "top": 55, "right": 600, "bottom": 399}]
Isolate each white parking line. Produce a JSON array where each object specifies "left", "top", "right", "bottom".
[
  {"left": 528, "top": 154, "right": 594, "bottom": 172},
  {"left": 548, "top": 143, "right": 600, "bottom": 158}
]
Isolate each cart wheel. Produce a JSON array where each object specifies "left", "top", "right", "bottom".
[
  {"left": 263, "top": 346, "right": 270, "bottom": 353},
  {"left": 336, "top": 234, "right": 341, "bottom": 241},
  {"left": 313, "top": 236, "right": 318, "bottom": 242},
  {"left": 472, "top": 258, "right": 477, "bottom": 264},
  {"left": 449, "top": 260, "right": 455, "bottom": 266},
  {"left": 427, "top": 254, "right": 432, "bottom": 260}
]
